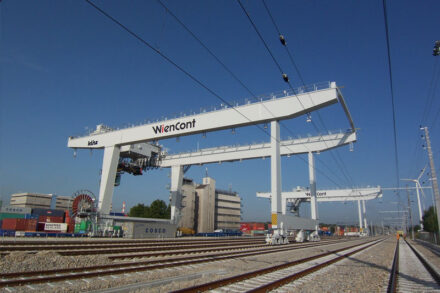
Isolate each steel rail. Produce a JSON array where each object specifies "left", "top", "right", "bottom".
[
  {"left": 107, "top": 238, "right": 343, "bottom": 260},
  {"left": 386, "top": 239, "right": 399, "bottom": 293},
  {"left": 405, "top": 239, "right": 440, "bottom": 284},
  {"left": 0, "top": 237, "right": 266, "bottom": 249},
  {"left": 0, "top": 239, "right": 266, "bottom": 253},
  {"left": 0, "top": 239, "right": 344, "bottom": 279},
  {"left": 0, "top": 239, "right": 355, "bottom": 288},
  {"left": 171, "top": 238, "right": 384, "bottom": 293},
  {"left": 246, "top": 239, "right": 382, "bottom": 293}
]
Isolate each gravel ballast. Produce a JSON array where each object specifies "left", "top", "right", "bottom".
[
  {"left": 1, "top": 238, "right": 381, "bottom": 292},
  {"left": 274, "top": 237, "right": 396, "bottom": 293}
]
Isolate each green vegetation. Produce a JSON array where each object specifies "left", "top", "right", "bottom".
[
  {"left": 422, "top": 206, "right": 439, "bottom": 233},
  {"left": 129, "top": 200, "right": 171, "bottom": 219}
]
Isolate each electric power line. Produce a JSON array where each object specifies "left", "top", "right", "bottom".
[
  {"left": 261, "top": 0, "right": 355, "bottom": 187},
  {"left": 156, "top": 0, "right": 352, "bottom": 187},
  {"left": 84, "top": 0, "right": 346, "bottom": 188},
  {"left": 382, "top": 0, "right": 401, "bottom": 198}
]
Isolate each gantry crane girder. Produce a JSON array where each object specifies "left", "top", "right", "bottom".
[
  {"left": 160, "top": 131, "right": 356, "bottom": 167},
  {"left": 68, "top": 82, "right": 342, "bottom": 149},
  {"left": 257, "top": 187, "right": 382, "bottom": 202}
]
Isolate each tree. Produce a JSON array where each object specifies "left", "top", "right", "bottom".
[
  {"left": 422, "top": 206, "right": 439, "bottom": 233},
  {"left": 129, "top": 204, "right": 148, "bottom": 218},
  {"left": 147, "top": 200, "right": 169, "bottom": 219},
  {"left": 128, "top": 200, "right": 171, "bottom": 219}
]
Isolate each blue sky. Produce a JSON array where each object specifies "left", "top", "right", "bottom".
[{"left": 1, "top": 1, "right": 439, "bottom": 226}]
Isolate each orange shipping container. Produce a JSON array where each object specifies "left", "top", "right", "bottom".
[
  {"left": 2, "top": 218, "right": 27, "bottom": 231},
  {"left": 25, "top": 219, "right": 37, "bottom": 232}
]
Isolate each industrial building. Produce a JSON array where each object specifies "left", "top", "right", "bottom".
[
  {"left": 179, "top": 177, "right": 241, "bottom": 233},
  {"left": 54, "top": 195, "right": 73, "bottom": 210},
  {"left": 9, "top": 193, "right": 53, "bottom": 209}
]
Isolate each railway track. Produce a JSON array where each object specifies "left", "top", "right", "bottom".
[
  {"left": 0, "top": 238, "right": 357, "bottom": 289},
  {"left": 387, "top": 238, "right": 440, "bottom": 293},
  {"left": 170, "top": 238, "right": 384, "bottom": 292},
  {"left": 0, "top": 238, "right": 267, "bottom": 251}
]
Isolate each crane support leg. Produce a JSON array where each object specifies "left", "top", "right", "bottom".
[
  {"left": 309, "top": 152, "right": 318, "bottom": 233},
  {"left": 271, "top": 121, "right": 282, "bottom": 229},
  {"left": 358, "top": 200, "right": 363, "bottom": 231},
  {"left": 98, "top": 146, "right": 120, "bottom": 215},
  {"left": 170, "top": 165, "right": 183, "bottom": 224},
  {"left": 363, "top": 200, "right": 368, "bottom": 233}
]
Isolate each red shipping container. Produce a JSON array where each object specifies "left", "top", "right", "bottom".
[
  {"left": 38, "top": 215, "right": 63, "bottom": 223},
  {"left": 67, "top": 222, "right": 75, "bottom": 233},
  {"left": 254, "top": 223, "right": 265, "bottom": 230},
  {"left": 2, "top": 218, "right": 27, "bottom": 231}
]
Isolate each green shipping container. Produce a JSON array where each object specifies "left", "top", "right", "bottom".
[
  {"left": 74, "top": 223, "right": 81, "bottom": 233},
  {"left": 0, "top": 213, "right": 26, "bottom": 220},
  {"left": 79, "top": 220, "right": 91, "bottom": 231}
]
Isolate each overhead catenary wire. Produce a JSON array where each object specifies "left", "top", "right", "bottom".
[
  {"left": 382, "top": 0, "right": 401, "bottom": 202},
  {"left": 157, "top": 0, "right": 353, "bottom": 185},
  {"left": 240, "top": 0, "right": 354, "bottom": 186},
  {"left": 84, "top": 0, "right": 346, "bottom": 188},
  {"left": 261, "top": 0, "right": 355, "bottom": 187}
]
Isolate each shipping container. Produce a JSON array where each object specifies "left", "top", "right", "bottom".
[
  {"left": 25, "top": 219, "right": 37, "bottom": 232},
  {"left": 0, "top": 206, "right": 32, "bottom": 214},
  {"left": 79, "top": 220, "right": 91, "bottom": 231},
  {"left": 74, "top": 223, "right": 81, "bottom": 233},
  {"left": 0, "top": 230, "right": 16, "bottom": 236},
  {"left": 31, "top": 208, "right": 65, "bottom": 218},
  {"left": 25, "top": 214, "right": 39, "bottom": 220},
  {"left": 38, "top": 215, "right": 63, "bottom": 223},
  {"left": 115, "top": 220, "right": 177, "bottom": 239},
  {"left": 0, "top": 213, "right": 26, "bottom": 220},
  {"left": 240, "top": 223, "right": 251, "bottom": 232},
  {"left": 2, "top": 218, "right": 27, "bottom": 231},
  {"left": 67, "top": 223, "right": 75, "bottom": 233},
  {"left": 110, "top": 212, "right": 126, "bottom": 217}
]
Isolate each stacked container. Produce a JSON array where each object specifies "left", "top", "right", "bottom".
[
  {"left": 64, "top": 210, "right": 75, "bottom": 233},
  {"left": 32, "top": 208, "right": 65, "bottom": 232},
  {"left": 1, "top": 218, "right": 37, "bottom": 231}
]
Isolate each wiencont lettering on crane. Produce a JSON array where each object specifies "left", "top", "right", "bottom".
[{"left": 152, "top": 119, "right": 196, "bottom": 134}]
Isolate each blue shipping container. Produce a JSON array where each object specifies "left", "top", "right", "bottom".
[
  {"left": 0, "top": 230, "right": 16, "bottom": 236},
  {"left": 24, "top": 214, "right": 39, "bottom": 220},
  {"left": 31, "top": 208, "right": 64, "bottom": 217},
  {"left": 110, "top": 212, "right": 126, "bottom": 217}
]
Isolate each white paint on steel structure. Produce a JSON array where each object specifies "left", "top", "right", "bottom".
[
  {"left": 160, "top": 131, "right": 356, "bottom": 167},
  {"left": 256, "top": 186, "right": 382, "bottom": 201},
  {"left": 164, "top": 131, "right": 356, "bottom": 226},
  {"left": 68, "top": 83, "right": 340, "bottom": 149},
  {"left": 67, "top": 81, "right": 357, "bottom": 236},
  {"left": 257, "top": 187, "right": 382, "bottom": 233}
]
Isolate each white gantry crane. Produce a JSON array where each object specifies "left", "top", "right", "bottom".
[
  {"left": 257, "top": 186, "right": 382, "bottom": 237},
  {"left": 68, "top": 81, "right": 355, "bottom": 241}
]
